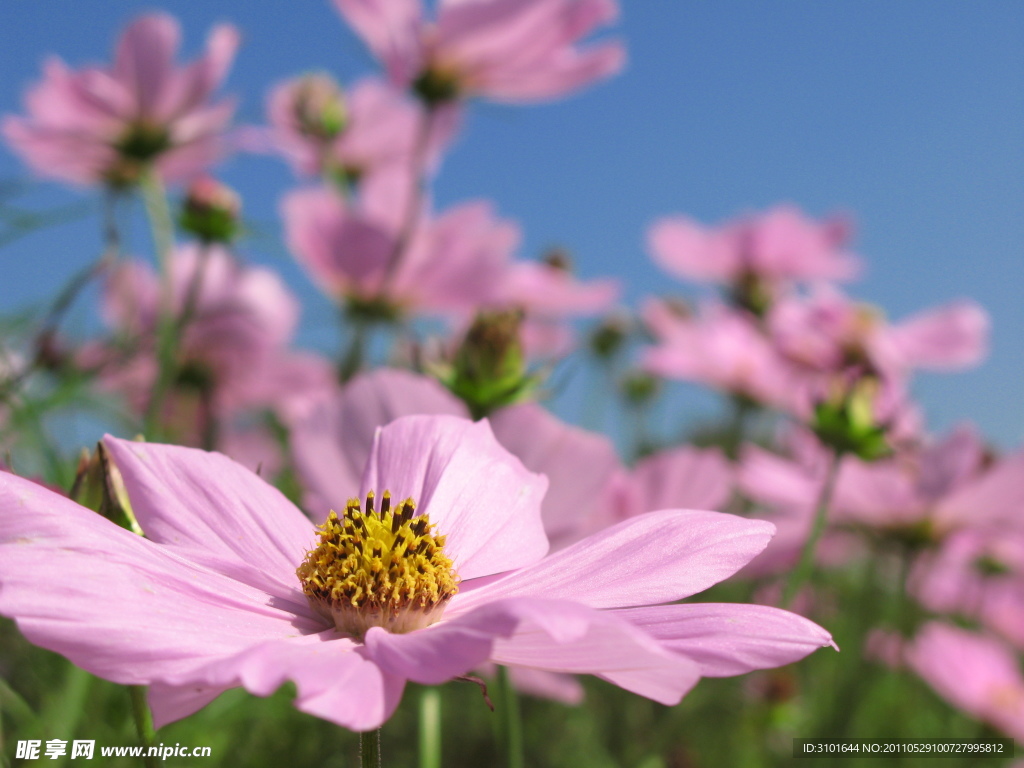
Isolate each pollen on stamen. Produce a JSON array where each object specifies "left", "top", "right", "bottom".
[{"left": 296, "top": 490, "right": 459, "bottom": 638}]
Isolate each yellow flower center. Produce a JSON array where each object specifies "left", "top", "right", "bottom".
[{"left": 296, "top": 491, "right": 459, "bottom": 638}]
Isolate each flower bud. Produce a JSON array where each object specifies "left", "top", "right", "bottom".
[
  {"left": 179, "top": 176, "right": 241, "bottom": 243},
  {"left": 811, "top": 377, "right": 891, "bottom": 461},
  {"left": 443, "top": 310, "right": 537, "bottom": 418},
  {"left": 69, "top": 443, "right": 142, "bottom": 535},
  {"left": 291, "top": 74, "right": 348, "bottom": 141}
]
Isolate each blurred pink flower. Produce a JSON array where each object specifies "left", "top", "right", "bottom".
[
  {"left": 769, "top": 286, "right": 989, "bottom": 380},
  {"left": 912, "top": 529, "right": 1024, "bottom": 649},
  {"left": 89, "top": 245, "right": 332, "bottom": 441},
  {"left": 834, "top": 424, "right": 1024, "bottom": 537},
  {"left": 649, "top": 205, "right": 859, "bottom": 295},
  {"left": 3, "top": 13, "right": 238, "bottom": 187},
  {"left": 905, "top": 623, "right": 1024, "bottom": 741},
  {"left": 282, "top": 183, "right": 512, "bottom": 317},
  {"left": 739, "top": 423, "right": 1024, "bottom": 576},
  {"left": 333, "top": 0, "right": 625, "bottom": 103},
  {"left": 642, "top": 300, "right": 797, "bottom": 410},
  {"left": 0, "top": 416, "right": 832, "bottom": 731}
]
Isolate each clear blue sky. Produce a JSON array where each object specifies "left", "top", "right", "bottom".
[{"left": 1, "top": 2, "right": 1021, "bottom": 447}]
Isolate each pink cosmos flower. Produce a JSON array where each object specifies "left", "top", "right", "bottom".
[
  {"left": 3, "top": 14, "right": 239, "bottom": 187},
  {"left": 905, "top": 623, "right": 1024, "bottom": 741},
  {"left": 0, "top": 415, "right": 832, "bottom": 731},
  {"left": 256, "top": 76, "right": 456, "bottom": 180},
  {"left": 641, "top": 300, "right": 797, "bottom": 410},
  {"left": 648, "top": 205, "right": 859, "bottom": 301},
  {"left": 282, "top": 183, "right": 512, "bottom": 317},
  {"left": 833, "top": 424, "right": 1024, "bottom": 538},
  {"left": 768, "top": 287, "right": 989, "bottom": 381},
  {"left": 333, "top": 0, "right": 625, "bottom": 103},
  {"left": 911, "top": 529, "right": 1024, "bottom": 649}
]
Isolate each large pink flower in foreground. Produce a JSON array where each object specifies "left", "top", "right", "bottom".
[
  {"left": 3, "top": 14, "right": 238, "bottom": 187},
  {"left": 0, "top": 415, "right": 832, "bottom": 731},
  {"left": 333, "top": 0, "right": 625, "bottom": 103}
]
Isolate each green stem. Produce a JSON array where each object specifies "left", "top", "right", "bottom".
[
  {"left": 497, "top": 667, "right": 524, "bottom": 768},
  {"left": 128, "top": 685, "right": 159, "bottom": 768},
  {"left": 359, "top": 728, "right": 382, "bottom": 768},
  {"left": 175, "top": 244, "right": 211, "bottom": 336},
  {"left": 338, "top": 313, "right": 369, "bottom": 383},
  {"left": 139, "top": 168, "right": 177, "bottom": 440},
  {"left": 780, "top": 448, "right": 842, "bottom": 609},
  {"left": 418, "top": 687, "right": 442, "bottom": 768},
  {"left": 725, "top": 395, "right": 754, "bottom": 460}
]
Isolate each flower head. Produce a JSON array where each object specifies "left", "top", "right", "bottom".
[
  {"left": 333, "top": 0, "right": 625, "bottom": 104},
  {"left": 649, "top": 205, "right": 859, "bottom": 313},
  {"left": 0, "top": 415, "right": 832, "bottom": 731},
  {"left": 282, "top": 183, "right": 513, "bottom": 319},
  {"left": 3, "top": 14, "right": 239, "bottom": 187}
]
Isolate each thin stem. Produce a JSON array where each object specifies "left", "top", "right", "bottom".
[
  {"left": 724, "top": 395, "right": 754, "bottom": 460},
  {"left": 338, "top": 313, "right": 369, "bottom": 383},
  {"left": 418, "top": 687, "right": 442, "bottom": 768},
  {"left": 780, "top": 447, "right": 842, "bottom": 609},
  {"left": 175, "top": 243, "right": 211, "bottom": 336},
  {"left": 359, "top": 728, "right": 382, "bottom": 768},
  {"left": 497, "top": 667, "right": 524, "bottom": 768},
  {"left": 103, "top": 187, "right": 122, "bottom": 258},
  {"left": 128, "top": 685, "right": 159, "bottom": 768},
  {"left": 139, "top": 169, "right": 178, "bottom": 439}
]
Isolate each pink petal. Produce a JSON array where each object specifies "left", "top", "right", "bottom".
[
  {"left": 281, "top": 186, "right": 394, "bottom": 298},
  {"left": 148, "top": 683, "right": 228, "bottom": 727},
  {"left": 885, "top": 300, "right": 989, "bottom": 371},
  {"left": 917, "top": 423, "right": 986, "bottom": 502},
  {"left": 332, "top": 0, "right": 424, "bottom": 85},
  {"left": 363, "top": 599, "right": 530, "bottom": 684},
  {"left": 103, "top": 437, "right": 317, "bottom": 597},
  {"left": 648, "top": 216, "right": 737, "bottom": 283},
  {"left": 488, "top": 403, "right": 621, "bottom": 545},
  {"left": 160, "top": 24, "right": 240, "bottom": 120},
  {"left": 612, "top": 603, "right": 834, "bottom": 676},
  {"left": 113, "top": 13, "right": 180, "bottom": 117},
  {"left": 360, "top": 415, "right": 549, "bottom": 580},
  {"left": 290, "top": 369, "right": 467, "bottom": 518},
  {"left": 480, "top": 43, "right": 625, "bottom": 102},
  {"left": 172, "top": 633, "right": 405, "bottom": 732},
  {"left": 456, "top": 510, "right": 774, "bottom": 611},
  {"left": 0, "top": 472, "right": 320, "bottom": 688},
  {"left": 486, "top": 599, "right": 701, "bottom": 705},
  {"left": 935, "top": 450, "right": 1024, "bottom": 532}
]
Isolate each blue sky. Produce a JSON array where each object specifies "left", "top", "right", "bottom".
[{"left": 0, "top": 1, "right": 1021, "bottom": 447}]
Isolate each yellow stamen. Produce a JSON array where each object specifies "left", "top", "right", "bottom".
[{"left": 296, "top": 491, "right": 459, "bottom": 638}]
